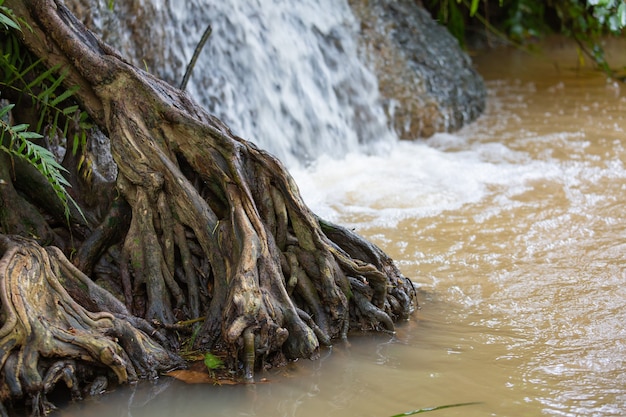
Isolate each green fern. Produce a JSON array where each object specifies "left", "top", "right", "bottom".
[
  {"left": 0, "top": 2, "right": 90, "bottom": 222},
  {"left": 0, "top": 104, "right": 82, "bottom": 221},
  {"left": 0, "top": 56, "right": 90, "bottom": 156},
  {"left": 0, "top": 0, "right": 19, "bottom": 31},
  {"left": 0, "top": 1, "right": 92, "bottom": 159}
]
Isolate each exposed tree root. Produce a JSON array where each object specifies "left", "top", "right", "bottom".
[
  {"left": 2, "top": 0, "right": 419, "bottom": 413},
  {"left": 0, "top": 235, "right": 182, "bottom": 415}
]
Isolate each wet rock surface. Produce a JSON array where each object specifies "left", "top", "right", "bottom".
[{"left": 349, "top": 0, "right": 486, "bottom": 138}]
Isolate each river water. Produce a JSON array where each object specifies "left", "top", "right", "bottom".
[{"left": 54, "top": 40, "right": 626, "bottom": 417}]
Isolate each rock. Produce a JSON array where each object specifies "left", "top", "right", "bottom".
[{"left": 348, "top": 0, "right": 486, "bottom": 139}]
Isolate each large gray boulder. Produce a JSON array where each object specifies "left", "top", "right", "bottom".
[{"left": 349, "top": 0, "right": 486, "bottom": 138}]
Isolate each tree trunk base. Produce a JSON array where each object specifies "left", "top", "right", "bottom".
[{"left": 1, "top": 1, "right": 419, "bottom": 414}]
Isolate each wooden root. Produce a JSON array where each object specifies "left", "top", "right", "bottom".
[
  {"left": 6, "top": 0, "right": 418, "bottom": 394},
  {"left": 0, "top": 235, "right": 182, "bottom": 415}
]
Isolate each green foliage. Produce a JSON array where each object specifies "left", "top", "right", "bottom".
[
  {"left": 426, "top": 0, "right": 625, "bottom": 76},
  {"left": 0, "top": 104, "right": 82, "bottom": 220},
  {"left": 502, "top": 0, "right": 549, "bottom": 41},
  {"left": 547, "top": 0, "right": 625, "bottom": 74},
  {"left": 587, "top": 0, "right": 626, "bottom": 33},
  {"left": 0, "top": 2, "right": 90, "bottom": 221},
  {"left": 0, "top": 40, "right": 92, "bottom": 156},
  {"left": 0, "top": 0, "right": 19, "bottom": 31},
  {"left": 203, "top": 352, "right": 224, "bottom": 371},
  {"left": 428, "top": 0, "right": 470, "bottom": 47}
]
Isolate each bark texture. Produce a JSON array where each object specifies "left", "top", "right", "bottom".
[{"left": 1, "top": 0, "right": 417, "bottom": 414}]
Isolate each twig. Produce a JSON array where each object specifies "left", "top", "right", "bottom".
[{"left": 180, "top": 24, "right": 212, "bottom": 91}]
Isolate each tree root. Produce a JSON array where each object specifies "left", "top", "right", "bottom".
[
  {"left": 8, "top": 0, "right": 419, "bottom": 397},
  {"left": 242, "top": 327, "right": 255, "bottom": 383},
  {"left": 0, "top": 235, "right": 182, "bottom": 415}
]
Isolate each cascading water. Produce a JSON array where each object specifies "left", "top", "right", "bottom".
[
  {"left": 183, "top": 0, "right": 396, "bottom": 167},
  {"left": 70, "top": 0, "right": 396, "bottom": 168}
]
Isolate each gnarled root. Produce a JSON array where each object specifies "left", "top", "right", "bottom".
[
  {"left": 0, "top": 235, "right": 182, "bottom": 415},
  {"left": 9, "top": 0, "right": 419, "bottom": 389}
]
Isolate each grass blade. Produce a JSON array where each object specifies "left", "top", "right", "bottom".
[{"left": 389, "top": 402, "right": 481, "bottom": 416}]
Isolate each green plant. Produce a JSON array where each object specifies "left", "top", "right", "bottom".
[
  {"left": 0, "top": 104, "right": 81, "bottom": 220},
  {"left": 428, "top": 0, "right": 504, "bottom": 48},
  {"left": 203, "top": 352, "right": 224, "bottom": 371},
  {"left": 426, "top": 0, "right": 626, "bottom": 77},
  {"left": 428, "top": 0, "right": 470, "bottom": 47},
  {"left": 389, "top": 401, "right": 481, "bottom": 416},
  {"left": 0, "top": 0, "right": 19, "bottom": 31},
  {"left": 203, "top": 352, "right": 224, "bottom": 381},
  {"left": 0, "top": 1, "right": 89, "bottom": 221},
  {"left": 0, "top": 39, "right": 92, "bottom": 153},
  {"left": 502, "top": 0, "right": 550, "bottom": 41},
  {"left": 585, "top": 0, "right": 626, "bottom": 33},
  {"left": 548, "top": 0, "right": 625, "bottom": 75}
]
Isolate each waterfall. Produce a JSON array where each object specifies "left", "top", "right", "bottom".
[{"left": 72, "top": 0, "right": 396, "bottom": 168}]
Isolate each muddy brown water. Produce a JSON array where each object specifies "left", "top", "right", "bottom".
[{"left": 54, "top": 39, "right": 626, "bottom": 417}]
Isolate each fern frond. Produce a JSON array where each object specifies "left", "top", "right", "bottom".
[
  {"left": 0, "top": 9, "right": 89, "bottom": 223},
  {"left": 0, "top": 105, "right": 84, "bottom": 222},
  {"left": 0, "top": 3, "right": 20, "bottom": 31},
  {"left": 1, "top": 37, "right": 90, "bottom": 158}
]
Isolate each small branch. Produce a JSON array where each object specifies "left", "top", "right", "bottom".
[{"left": 179, "top": 24, "right": 212, "bottom": 91}]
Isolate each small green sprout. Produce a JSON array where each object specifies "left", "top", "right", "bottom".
[{"left": 203, "top": 352, "right": 224, "bottom": 371}]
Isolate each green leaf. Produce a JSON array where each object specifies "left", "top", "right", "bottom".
[
  {"left": 0, "top": 15, "right": 19, "bottom": 31},
  {"left": 11, "top": 123, "right": 28, "bottom": 132},
  {"left": 72, "top": 132, "right": 81, "bottom": 155},
  {"left": 203, "top": 353, "right": 224, "bottom": 371},
  {"left": 389, "top": 402, "right": 481, "bottom": 416},
  {"left": 44, "top": 68, "right": 67, "bottom": 95},
  {"left": 18, "top": 131, "right": 43, "bottom": 139},
  {"left": 0, "top": 103, "right": 14, "bottom": 118},
  {"left": 62, "top": 104, "right": 79, "bottom": 115},
  {"left": 50, "top": 85, "right": 79, "bottom": 107},
  {"left": 618, "top": 2, "right": 626, "bottom": 28},
  {"left": 26, "top": 63, "right": 59, "bottom": 91},
  {"left": 0, "top": 6, "right": 20, "bottom": 31},
  {"left": 469, "top": 0, "right": 479, "bottom": 16}
]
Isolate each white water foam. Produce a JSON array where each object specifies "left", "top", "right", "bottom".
[
  {"left": 290, "top": 136, "right": 520, "bottom": 226},
  {"left": 291, "top": 129, "right": 626, "bottom": 229}
]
